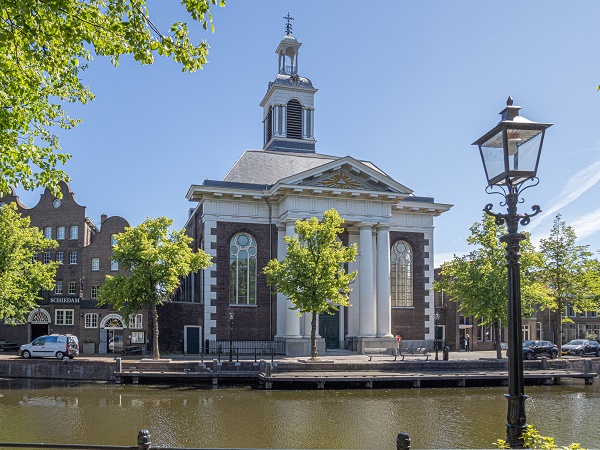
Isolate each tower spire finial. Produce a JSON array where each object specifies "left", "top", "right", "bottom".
[{"left": 283, "top": 12, "right": 294, "bottom": 35}]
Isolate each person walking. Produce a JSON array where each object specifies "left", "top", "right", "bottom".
[
  {"left": 465, "top": 333, "right": 470, "bottom": 352},
  {"left": 395, "top": 333, "right": 402, "bottom": 349}
]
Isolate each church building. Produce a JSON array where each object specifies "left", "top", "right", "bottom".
[{"left": 182, "top": 28, "right": 452, "bottom": 356}]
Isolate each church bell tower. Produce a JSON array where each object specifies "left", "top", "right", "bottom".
[{"left": 260, "top": 14, "right": 317, "bottom": 153}]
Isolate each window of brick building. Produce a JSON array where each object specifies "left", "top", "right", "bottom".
[
  {"left": 229, "top": 233, "right": 257, "bottom": 305},
  {"left": 68, "top": 281, "right": 77, "bottom": 295},
  {"left": 91, "top": 258, "right": 99, "bottom": 271},
  {"left": 110, "top": 259, "right": 119, "bottom": 271},
  {"left": 44, "top": 227, "right": 52, "bottom": 239},
  {"left": 56, "top": 252, "right": 64, "bottom": 264},
  {"left": 69, "top": 251, "right": 77, "bottom": 265},
  {"left": 85, "top": 313, "right": 98, "bottom": 328},
  {"left": 69, "top": 226, "right": 78, "bottom": 239},
  {"left": 129, "top": 313, "right": 143, "bottom": 329},
  {"left": 91, "top": 285, "right": 99, "bottom": 299},
  {"left": 55, "top": 281, "right": 63, "bottom": 294},
  {"left": 55, "top": 309, "right": 74, "bottom": 325},
  {"left": 56, "top": 226, "right": 65, "bottom": 240},
  {"left": 391, "top": 240, "right": 413, "bottom": 307},
  {"left": 43, "top": 252, "right": 51, "bottom": 264}
]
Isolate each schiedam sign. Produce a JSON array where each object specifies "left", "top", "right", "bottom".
[{"left": 50, "top": 297, "right": 80, "bottom": 304}]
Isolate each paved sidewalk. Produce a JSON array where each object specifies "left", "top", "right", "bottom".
[{"left": 0, "top": 349, "right": 506, "bottom": 363}]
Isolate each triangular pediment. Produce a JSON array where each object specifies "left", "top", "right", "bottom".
[{"left": 273, "top": 156, "right": 413, "bottom": 195}]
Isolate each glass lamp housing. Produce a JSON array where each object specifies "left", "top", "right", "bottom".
[{"left": 473, "top": 98, "right": 552, "bottom": 187}]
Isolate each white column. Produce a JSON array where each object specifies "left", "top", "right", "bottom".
[
  {"left": 376, "top": 225, "right": 393, "bottom": 337},
  {"left": 275, "top": 224, "right": 287, "bottom": 338},
  {"left": 347, "top": 230, "right": 360, "bottom": 336},
  {"left": 338, "top": 306, "right": 345, "bottom": 348},
  {"left": 359, "top": 224, "right": 376, "bottom": 337},
  {"left": 284, "top": 220, "right": 301, "bottom": 337}
]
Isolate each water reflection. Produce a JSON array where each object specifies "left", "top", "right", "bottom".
[{"left": 0, "top": 379, "right": 598, "bottom": 449}]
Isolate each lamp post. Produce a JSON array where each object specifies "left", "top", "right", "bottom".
[
  {"left": 229, "top": 311, "right": 234, "bottom": 362},
  {"left": 473, "top": 97, "right": 552, "bottom": 448},
  {"left": 433, "top": 311, "right": 440, "bottom": 361}
]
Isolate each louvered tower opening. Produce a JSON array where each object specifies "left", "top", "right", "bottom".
[
  {"left": 265, "top": 106, "right": 273, "bottom": 145},
  {"left": 286, "top": 99, "right": 302, "bottom": 139}
]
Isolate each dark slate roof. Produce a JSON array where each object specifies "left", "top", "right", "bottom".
[{"left": 222, "top": 150, "right": 384, "bottom": 185}]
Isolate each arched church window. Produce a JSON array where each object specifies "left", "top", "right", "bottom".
[
  {"left": 286, "top": 99, "right": 302, "bottom": 139},
  {"left": 229, "top": 233, "right": 257, "bottom": 305},
  {"left": 391, "top": 241, "right": 413, "bottom": 307}
]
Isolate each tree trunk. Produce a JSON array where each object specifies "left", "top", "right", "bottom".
[
  {"left": 311, "top": 312, "right": 318, "bottom": 360},
  {"left": 152, "top": 303, "right": 160, "bottom": 360},
  {"left": 554, "top": 298, "right": 563, "bottom": 354},
  {"left": 494, "top": 321, "right": 502, "bottom": 359}
]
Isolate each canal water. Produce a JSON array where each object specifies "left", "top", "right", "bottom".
[{"left": 0, "top": 379, "right": 598, "bottom": 449}]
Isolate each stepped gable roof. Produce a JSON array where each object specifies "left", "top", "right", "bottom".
[{"left": 222, "top": 150, "right": 385, "bottom": 186}]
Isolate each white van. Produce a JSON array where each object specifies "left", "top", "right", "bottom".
[{"left": 20, "top": 334, "right": 79, "bottom": 360}]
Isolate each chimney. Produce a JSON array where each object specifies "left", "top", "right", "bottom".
[{"left": 101, "top": 214, "right": 107, "bottom": 225}]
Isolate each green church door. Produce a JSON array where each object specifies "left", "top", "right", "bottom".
[{"left": 319, "top": 310, "right": 340, "bottom": 349}]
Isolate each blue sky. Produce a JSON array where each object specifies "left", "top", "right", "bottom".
[{"left": 14, "top": 1, "right": 600, "bottom": 265}]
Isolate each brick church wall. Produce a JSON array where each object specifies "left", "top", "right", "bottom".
[
  {"left": 213, "top": 221, "right": 277, "bottom": 341},
  {"left": 390, "top": 230, "right": 426, "bottom": 340}
]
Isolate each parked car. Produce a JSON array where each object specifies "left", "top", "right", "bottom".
[
  {"left": 20, "top": 334, "right": 79, "bottom": 360},
  {"left": 522, "top": 340, "right": 559, "bottom": 360},
  {"left": 561, "top": 339, "right": 600, "bottom": 357}
]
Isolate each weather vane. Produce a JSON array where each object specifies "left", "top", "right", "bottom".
[{"left": 284, "top": 12, "right": 294, "bottom": 35}]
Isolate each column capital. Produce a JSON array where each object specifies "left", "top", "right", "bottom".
[
  {"left": 357, "top": 222, "right": 376, "bottom": 230},
  {"left": 375, "top": 223, "right": 392, "bottom": 231}
]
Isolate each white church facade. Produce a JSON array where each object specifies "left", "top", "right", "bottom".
[{"left": 181, "top": 30, "right": 452, "bottom": 356}]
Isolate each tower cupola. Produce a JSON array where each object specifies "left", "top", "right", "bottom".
[{"left": 260, "top": 15, "right": 317, "bottom": 153}]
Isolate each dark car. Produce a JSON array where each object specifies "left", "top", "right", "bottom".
[
  {"left": 522, "top": 340, "right": 559, "bottom": 360},
  {"left": 561, "top": 339, "right": 600, "bottom": 357}
]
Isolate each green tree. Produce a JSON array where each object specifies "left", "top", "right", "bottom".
[
  {"left": 539, "top": 214, "right": 597, "bottom": 349},
  {"left": 0, "top": 203, "right": 58, "bottom": 321},
  {"left": 263, "top": 209, "right": 357, "bottom": 360},
  {"left": 98, "top": 217, "right": 211, "bottom": 359},
  {"left": 1, "top": 0, "right": 224, "bottom": 196},
  {"left": 434, "top": 214, "right": 552, "bottom": 359}
]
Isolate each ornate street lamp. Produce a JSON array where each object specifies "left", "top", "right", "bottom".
[
  {"left": 473, "top": 97, "right": 552, "bottom": 448},
  {"left": 433, "top": 311, "right": 440, "bottom": 361},
  {"left": 229, "top": 311, "right": 235, "bottom": 362}
]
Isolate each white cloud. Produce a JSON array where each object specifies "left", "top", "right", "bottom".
[
  {"left": 569, "top": 208, "right": 600, "bottom": 242},
  {"left": 529, "top": 160, "right": 600, "bottom": 232}
]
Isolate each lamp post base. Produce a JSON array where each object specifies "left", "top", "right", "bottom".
[{"left": 505, "top": 393, "right": 528, "bottom": 448}]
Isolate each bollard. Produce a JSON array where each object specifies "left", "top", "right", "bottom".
[
  {"left": 265, "top": 361, "right": 272, "bottom": 377},
  {"left": 137, "top": 430, "right": 151, "bottom": 450},
  {"left": 396, "top": 432, "right": 411, "bottom": 449},
  {"left": 115, "top": 357, "right": 122, "bottom": 372}
]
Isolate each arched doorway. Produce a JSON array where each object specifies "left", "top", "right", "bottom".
[
  {"left": 99, "top": 314, "right": 125, "bottom": 354},
  {"left": 27, "top": 309, "right": 51, "bottom": 341}
]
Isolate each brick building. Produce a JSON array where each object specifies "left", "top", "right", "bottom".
[
  {"left": 0, "top": 182, "right": 149, "bottom": 354},
  {"left": 177, "top": 31, "right": 452, "bottom": 356}
]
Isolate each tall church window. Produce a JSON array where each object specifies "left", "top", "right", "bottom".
[
  {"left": 391, "top": 240, "right": 413, "bottom": 307},
  {"left": 229, "top": 233, "right": 257, "bottom": 305},
  {"left": 286, "top": 99, "right": 302, "bottom": 139}
]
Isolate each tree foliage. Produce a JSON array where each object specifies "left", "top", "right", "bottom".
[
  {"left": 0, "top": 203, "right": 58, "bottom": 321},
  {"left": 539, "top": 214, "right": 597, "bottom": 347},
  {"left": 263, "top": 209, "right": 357, "bottom": 359},
  {"left": 98, "top": 217, "right": 211, "bottom": 359},
  {"left": 1, "top": 0, "right": 224, "bottom": 196},
  {"left": 434, "top": 214, "right": 552, "bottom": 358}
]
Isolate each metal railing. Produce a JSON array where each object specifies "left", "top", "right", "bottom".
[{"left": 205, "top": 340, "right": 285, "bottom": 357}]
